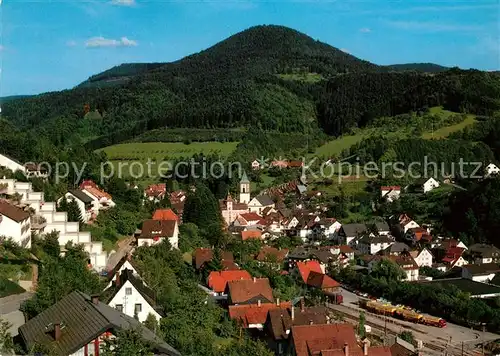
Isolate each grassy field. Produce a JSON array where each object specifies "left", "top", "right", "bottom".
[
  {"left": 421, "top": 114, "right": 476, "bottom": 139},
  {"left": 313, "top": 107, "right": 477, "bottom": 158},
  {"left": 277, "top": 72, "right": 323, "bottom": 83},
  {"left": 99, "top": 141, "right": 238, "bottom": 161}
]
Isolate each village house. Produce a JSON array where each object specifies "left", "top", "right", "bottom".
[
  {"left": 310, "top": 218, "right": 342, "bottom": 240},
  {"left": 409, "top": 247, "right": 433, "bottom": 267},
  {"left": 18, "top": 291, "right": 180, "bottom": 356},
  {"left": 379, "top": 242, "right": 411, "bottom": 257},
  {"left": 296, "top": 260, "right": 340, "bottom": 294},
  {"left": 58, "top": 189, "right": 94, "bottom": 223},
  {"left": 104, "top": 268, "right": 163, "bottom": 323},
  {"left": 289, "top": 323, "right": 391, "bottom": 356},
  {"left": 105, "top": 254, "right": 142, "bottom": 288},
  {"left": 229, "top": 300, "right": 291, "bottom": 330},
  {"left": 152, "top": 208, "right": 180, "bottom": 223},
  {"left": 220, "top": 195, "right": 249, "bottom": 226},
  {"left": 369, "top": 255, "right": 420, "bottom": 281},
  {"left": 241, "top": 228, "right": 263, "bottom": 241},
  {"left": 265, "top": 301, "right": 330, "bottom": 355},
  {"left": 193, "top": 248, "right": 238, "bottom": 270},
  {"left": 248, "top": 195, "right": 275, "bottom": 214},
  {"left": 226, "top": 277, "right": 274, "bottom": 305},
  {"left": 24, "top": 163, "right": 49, "bottom": 179},
  {"left": 251, "top": 159, "right": 261, "bottom": 170},
  {"left": 143, "top": 183, "right": 167, "bottom": 202},
  {"left": 207, "top": 270, "right": 252, "bottom": 297},
  {"left": 234, "top": 212, "right": 265, "bottom": 227},
  {"left": 461, "top": 263, "right": 500, "bottom": 283},
  {"left": 380, "top": 186, "right": 401, "bottom": 202},
  {"left": 485, "top": 163, "right": 500, "bottom": 177},
  {"left": 405, "top": 227, "right": 432, "bottom": 245},
  {"left": 468, "top": 243, "right": 500, "bottom": 264},
  {"left": 80, "top": 180, "right": 116, "bottom": 215},
  {"left": 374, "top": 221, "right": 391, "bottom": 236},
  {"left": 0, "top": 153, "right": 26, "bottom": 174},
  {"left": 337, "top": 223, "right": 367, "bottom": 246},
  {"left": 420, "top": 177, "right": 440, "bottom": 193},
  {"left": 435, "top": 245, "right": 468, "bottom": 270},
  {"left": 392, "top": 213, "right": 420, "bottom": 234},
  {"left": 357, "top": 234, "right": 395, "bottom": 255},
  {"left": 0, "top": 200, "right": 31, "bottom": 248},
  {"left": 137, "top": 219, "right": 179, "bottom": 249},
  {"left": 256, "top": 246, "right": 289, "bottom": 265}
]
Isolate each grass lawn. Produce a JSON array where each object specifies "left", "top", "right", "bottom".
[
  {"left": 276, "top": 72, "right": 323, "bottom": 83},
  {"left": 313, "top": 134, "right": 365, "bottom": 158},
  {"left": 422, "top": 114, "right": 476, "bottom": 139},
  {"left": 98, "top": 141, "right": 238, "bottom": 160}
]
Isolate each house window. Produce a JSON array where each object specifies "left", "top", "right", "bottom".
[
  {"left": 116, "top": 304, "right": 123, "bottom": 312},
  {"left": 125, "top": 288, "right": 132, "bottom": 295},
  {"left": 134, "top": 303, "right": 142, "bottom": 314}
]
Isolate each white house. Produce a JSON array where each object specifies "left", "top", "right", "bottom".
[
  {"left": 137, "top": 219, "right": 179, "bottom": 249},
  {"left": 409, "top": 247, "right": 433, "bottom": 267},
  {"left": 461, "top": 263, "right": 500, "bottom": 283},
  {"left": 357, "top": 234, "right": 394, "bottom": 255},
  {"left": 422, "top": 177, "right": 440, "bottom": 193},
  {"left": 248, "top": 195, "right": 275, "bottom": 214},
  {"left": 58, "top": 190, "right": 94, "bottom": 223},
  {"left": 0, "top": 153, "right": 26, "bottom": 174},
  {"left": 380, "top": 186, "right": 401, "bottom": 202},
  {"left": 0, "top": 201, "right": 31, "bottom": 248},
  {"left": 368, "top": 255, "right": 419, "bottom": 281},
  {"left": 251, "top": 160, "right": 261, "bottom": 170},
  {"left": 105, "top": 255, "right": 143, "bottom": 289},
  {"left": 80, "top": 180, "right": 116, "bottom": 215},
  {"left": 485, "top": 163, "right": 500, "bottom": 177},
  {"left": 105, "top": 269, "right": 163, "bottom": 323}
]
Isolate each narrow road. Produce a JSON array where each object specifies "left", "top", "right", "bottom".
[
  {"left": 0, "top": 291, "right": 34, "bottom": 337},
  {"left": 105, "top": 236, "right": 135, "bottom": 271}
]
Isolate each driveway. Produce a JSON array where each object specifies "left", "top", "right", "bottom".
[{"left": 0, "top": 292, "right": 33, "bottom": 336}]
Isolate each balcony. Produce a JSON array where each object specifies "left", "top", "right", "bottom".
[{"left": 31, "top": 216, "right": 47, "bottom": 230}]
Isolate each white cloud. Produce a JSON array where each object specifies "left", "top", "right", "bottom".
[
  {"left": 359, "top": 27, "right": 371, "bottom": 33},
  {"left": 85, "top": 36, "right": 138, "bottom": 48},
  {"left": 66, "top": 40, "right": 77, "bottom": 47},
  {"left": 0, "top": 45, "right": 4, "bottom": 51},
  {"left": 111, "top": 0, "right": 135, "bottom": 6},
  {"left": 340, "top": 48, "right": 351, "bottom": 54},
  {"left": 386, "top": 21, "right": 480, "bottom": 32}
]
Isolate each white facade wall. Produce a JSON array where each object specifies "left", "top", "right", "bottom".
[
  {"left": 107, "top": 280, "right": 162, "bottom": 323},
  {"left": 414, "top": 249, "right": 433, "bottom": 267},
  {"left": 0, "top": 214, "right": 31, "bottom": 248},
  {"left": 0, "top": 154, "right": 25, "bottom": 173}
]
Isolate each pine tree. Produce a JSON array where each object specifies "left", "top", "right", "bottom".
[
  {"left": 67, "top": 198, "right": 83, "bottom": 225},
  {"left": 183, "top": 182, "right": 223, "bottom": 230},
  {"left": 358, "top": 311, "right": 366, "bottom": 338}
]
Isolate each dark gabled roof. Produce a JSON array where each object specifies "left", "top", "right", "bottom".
[
  {"left": 340, "top": 223, "right": 367, "bottom": 237},
  {"left": 139, "top": 219, "right": 177, "bottom": 238},
  {"left": 18, "top": 291, "right": 180, "bottom": 356},
  {"left": 380, "top": 242, "right": 410, "bottom": 255},
  {"left": 0, "top": 201, "right": 30, "bottom": 222},
  {"left": 266, "top": 306, "right": 329, "bottom": 340},
  {"left": 469, "top": 244, "right": 500, "bottom": 258},
  {"left": 463, "top": 263, "right": 500, "bottom": 276},
  {"left": 374, "top": 221, "right": 390, "bottom": 232},
  {"left": 68, "top": 189, "right": 94, "bottom": 204},
  {"left": 255, "top": 195, "right": 274, "bottom": 206},
  {"left": 103, "top": 269, "right": 163, "bottom": 316},
  {"left": 106, "top": 254, "right": 141, "bottom": 279}
]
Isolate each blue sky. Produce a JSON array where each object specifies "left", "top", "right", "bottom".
[{"left": 1, "top": 0, "right": 499, "bottom": 96}]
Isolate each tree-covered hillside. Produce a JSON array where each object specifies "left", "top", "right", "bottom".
[{"left": 2, "top": 25, "right": 500, "bottom": 156}]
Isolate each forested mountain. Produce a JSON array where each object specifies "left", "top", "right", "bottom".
[
  {"left": 2, "top": 25, "right": 500, "bottom": 157},
  {"left": 384, "top": 63, "right": 449, "bottom": 73}
]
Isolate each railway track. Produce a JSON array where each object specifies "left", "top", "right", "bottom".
[{"left": 328, "top": 306, "right": 479, "bottom": 356}]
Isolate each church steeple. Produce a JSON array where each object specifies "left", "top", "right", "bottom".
[{"left": 239, "top": 171, "right": 250, "bottom": 204}]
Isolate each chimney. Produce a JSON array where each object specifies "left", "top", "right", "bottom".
[
  {"left": 91, "top": 294, "right": 99, "bottom": 305},
  {"left": 276, "top": 298, "right": 280, "bottom": 306},
  {"left": 363, "top": 339, "right": 370, "bottom": 356},
  {"left": 54, "top": 323, "right": 61, "bottom": 341},
  {"left": 115, "top": 271, "right": 120, "bottom": 287},
  {"left": 253, "top": 277, "right": 257, "bottom": 283},
  {"left": 291, "top": 306, "right": 295, "bottom": 321},
  {"left": 300, "top": 297, "right": 305, "bottom": 312},
  {"left": 344, "top": 342, "right": 349, "bottom": 356},
  {"left": 258, "top": 299, "right": 261, "bottom": 307},
  {"left": 309, "top": 320, "right": 313, "bottom": 325}
]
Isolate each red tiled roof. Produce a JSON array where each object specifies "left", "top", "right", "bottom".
[
  {"left": 307, "top": 271, "right": 340, "bottom": 289},
  {"left": 241, "top": 230, "right": 262, "bottom": 241},
  {"left": 144, "top": 183, "right": 166, "bottom": 197},
  {"left": 229, "top": 302, "right": 291, "bottom": 327},
  {"left": 381, "top": 186, "right": 401, "bottom": 191},
  {"left": 240, "top": 212, "right": 263, "bottom": 222},
  {"left": 291, "top": 324, "right": 359, "bottom": 356},
  {"left": 79, "top": 179, "right": 98, "bottom": 190},
  {"left": 296, "top": 261, "right": 323, "bottom": 284},
  {"left": 0, "top": 201, "right": 30, "bottom": 222},
  {"left": 227, "top": 278, "right": 274, "bottom": 304},
  {"left": 288, "top": 160, "right": 304, "bottom": 168},
  {"left": 208, "top": 270, "right": 251, "bottom": 293},
  {"left": 83, "top": 186, "right": 112, "bottom": 200},
  {"left": 152, "top": 208, "right": 179, "bottom": 222},
  {"left": 256, "top": 247, "right": 289, "bottom": 263}
]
